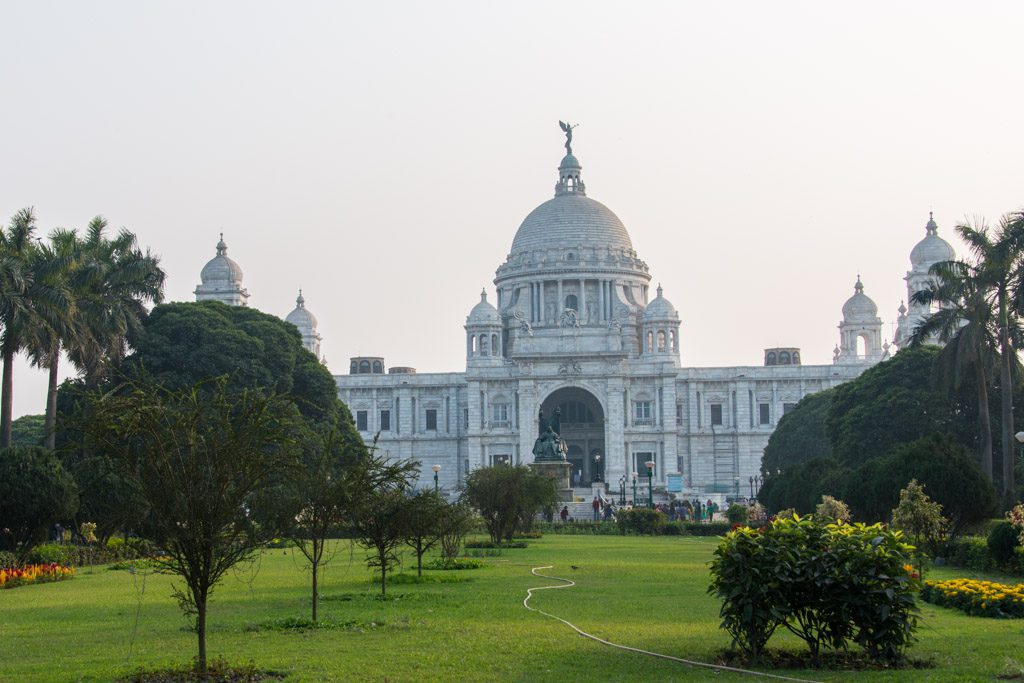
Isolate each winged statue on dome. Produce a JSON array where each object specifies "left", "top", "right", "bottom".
[{"left": 559, "top": 120, "right": 578, "bottom": 155}]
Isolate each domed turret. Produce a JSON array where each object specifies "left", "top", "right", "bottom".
[
  {"left": 285, "top": 289, "right": 322, "bottom": 359},
  {"left": 467, "top": 288, "right": 501, "bottom": 325},
  {"left": 841, "top": 277, "right": 879, "bottom": 321},
  {"left": 910, "top": 212, "right": 955, "bottom": 269},
  {"left": 195, "top": 234, "right": 249, "bottom": 306},
  {"left": 465, "top": 289, "right": 503, "bottom": 362},
  {"left": 895, "top": 213, "right": 957, "bottom": 349},
  {"left": 640, "top": 284, "right": 680, "bottom": 361},
  {"left": 835, "top": 276, "right": 884, "bottom": 364}
]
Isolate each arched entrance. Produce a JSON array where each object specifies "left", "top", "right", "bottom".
[{"left": 540, "top": 387, "right": 605, "bottom": 486}]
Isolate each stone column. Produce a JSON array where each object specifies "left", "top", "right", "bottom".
[
  {"left": 579, "top": 278, "right": 586, "bottom": 322},
  {"left": 598, "top": 279, "right": 605, "bottom": 322}
]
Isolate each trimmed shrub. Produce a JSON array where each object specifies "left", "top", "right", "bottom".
[
  {"left": 616, "top": 508, "right": 667, "bottom": 535},
  {"left": 988, "top": 522, "right": 1021, "bottom": 566},
  {"left": 709, "top": 516, "right": 920, "bottom": 663},
  {"left": 684, "top": 522, "right": 732, "bottom": 537}
]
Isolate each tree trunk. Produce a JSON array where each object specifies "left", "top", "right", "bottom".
[
  {"left": 311, "top": 539, "right": 319, "bottom": 623},
  {"left": 977, "top": 362, "right": 994, "bottom": 482},
  {"left": 380, "top": 550, "right": 387, "bottom": 596},
  {"left": 196, "top": 592, "right": 208, "bottom": 673},
  {"left": 1, "top": 345, "right": 14, "bottom": 448},
  {"left": 417, "top": 540, "right": 423, "bottom": 577},
  {"left": 44, "top": 350, "right": 59, "bottom": 450},
  {"left": 999, "top": 296, "right": 1015, "bottom": 502}
]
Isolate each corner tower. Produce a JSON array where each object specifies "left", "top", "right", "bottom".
[{"left": 195, "top": 234, "right": 249, "bottom": 306}]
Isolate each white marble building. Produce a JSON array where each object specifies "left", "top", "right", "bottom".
[
  {"left": 196, "top": 134, "right": 955, "bottom": 497},
  {"left": 333, "top": 140, "right": 925, "bottom": 496}
]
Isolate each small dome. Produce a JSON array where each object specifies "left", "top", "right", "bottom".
[
  {"left": 644, "top": 284, "right": 678, "bottom": 320},
  {"left": 467, "top": 289, "right": 500, "bottom": 325},
  {"left": 842, "top": 277, "right": 879, "bottom": 320},
  {"left": 910, "top": 212, "right": 955, "bottom": 268},
  {"left": 285, "top": 290, "right": 318, "bottom": 329},
  {"left": 559, "top": 154, "right": 581, "bottom": 170},
  {"left": 200, "top": 234, "right": 244, "bottom": 286}
]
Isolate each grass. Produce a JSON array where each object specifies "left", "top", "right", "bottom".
[{"left": 1, "top": 535, "right": 1021, "bottom": 681}]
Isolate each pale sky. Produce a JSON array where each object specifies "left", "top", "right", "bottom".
[{"left": 2, "top": 2, "right": 1023, "bottom": 418}]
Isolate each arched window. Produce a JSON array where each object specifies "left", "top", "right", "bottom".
[
  {"left": 372, "top": 360, "right": 383, "bottom": 373},
  {"left": 359, "top": 360, "right": 370, "bottom": 373},
  {"left": 856, "top": 335, "right": 868, "bottom": 358},
  {"left": 657, "top": 330, "right": 666, "bottom": 352},
  {"left": 766, "top": 352, "right": 777, "bottom": 366},
  {"left": 779, "top": 351, "right": 791, "bottom": 365},
  {"left": 646, "top": 330, "right": 654, "bottom": 353},
  {"left": 565, "top": 294, "right": 578, "bottom": 311},
  {"left": 669, "top": 330, "right": 677, "bottom": 352},
  {"left": 491, "top": 334, "right": 498, "bottom": 356},
  {"left": 350, "top": 360, "right": 357, "bottom": 373},
  {"left": 792, "top": 352, "right": 800, "bottom": 364},
  {"left": 471, "top": 335, "right": 477, "bottom": 354},
  {"left": 480, "top": 335, "right": 488, "bottom": 355}
]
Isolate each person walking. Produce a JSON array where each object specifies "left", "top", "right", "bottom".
[
  {"left": 560, "top": 505, "right": 569, "bottom": 523},
  {"left": 592, "top": 496, "right": 601, "bottom": 521}
]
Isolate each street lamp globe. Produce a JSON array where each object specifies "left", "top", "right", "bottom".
[
  {"left": 1015, "top": 431, "right": 1024, "bottom": 444},
  {"left": 431, "top": 464, "right": 441, "bottom": 493},
  {"left": 431, "top": 464, "right": 442, "bottom": 473}
]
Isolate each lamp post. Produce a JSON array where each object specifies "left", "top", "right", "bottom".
[
  {"left": 432, "top": 464, "right": 441, "bottom": 493},
  {"left": 748, "top": 476, "right": 754, "bottom": 498},
  {"left": 734, "top": 476, "right": 740, "bottom": 498},
  {"left": 618, "top": 475, "right": 626, "bottom": 505},
  {"left": 645, "top": 460, "right": 655, "bottom": 508},
  {"left": 754, "top": 474, "right": 763, "bottom": 497},
  {"left": 594, "top": 453, "right": 603, "bottom": 483},
  {"left": 631, "top": 471, "right": 638, "bottom": 506}
]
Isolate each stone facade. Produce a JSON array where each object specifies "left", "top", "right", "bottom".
[{"left": 335, "top": 141, "right": 887, "bottom": 495}]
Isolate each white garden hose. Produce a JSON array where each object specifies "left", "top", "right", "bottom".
[{"left": 523, "top": 565, "right": 822, "bottom": 683}]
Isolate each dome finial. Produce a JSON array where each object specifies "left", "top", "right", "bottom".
[
  {"left": 480, "top": 288, "right": 487, "bottom": 303},
  {"left": 554, "top": 122, "right": 586, "bottom": 197},
  {"left": 216, "top": 233, "right": 227, "bottom": 256},
  {"left": 855, "top": 274, "right": 863, "bottom": 292},
  {"left": 296, "top": 289, "right": 305, "bottom": 307},
  {"left": 656, "top": 283, "right": 663, "bottom": 297},
  {"left": 926, "top": 211, "right": 938, "bottom": 235}
]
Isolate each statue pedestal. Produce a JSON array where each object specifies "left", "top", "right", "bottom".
[
  {"left": 591, "top": 481, "right": 607, "bottom": 502},
  {"left": 531, "top": 460, "right": 574, "bottom": 502}
]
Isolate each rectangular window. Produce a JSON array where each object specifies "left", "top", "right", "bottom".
[
  {"left": 675, "top": 403, "right": 683, "bottom": 425},
  {"left": 633, "top": 401, "right": 652, "bottom": 425},
  {"left": 633, "top": 452, "right": 655, "bottom": 480},
  {"left": 356, "top": 410, "right": 368, "bottom": 432},
  {"left": 425, "top": 409, "right": 438, "bottom": 431},
  {"left": 463, "top": 408, "right": 469, "bottom": 430},
  {"left": 759, "top": 403, "right": 770, "bottom": 425},
  {"left": 710, "top": 403, "right": 723, "bottom": 426},
  {"left": 485, "top": 403, "right": 505, "bottom": 423},
  {"left": 379, "top": 410, "right": 391, "bottom": 431},
  {"left": 783, "top": 402, "right": 796, "bottom": 415}
]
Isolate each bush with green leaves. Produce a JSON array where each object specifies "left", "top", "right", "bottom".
[
  {"left": 0, "top": 446, "right": 78, "bottom": 561},
  {"left": 616, "top": 508, "right": 667, "bottom": 535},
  {"left": 709, "top": 515, "right": 920, "bottom": 663},
  {"left": 462, "top": 465, "right": 558, "bottom": 545},
  {"left": 814, "top": 495, "right": 851, "bottom": 523},
  {"left": 988, "top": 522, "right": 1021, "bottom": 566},
  {"left": 725, "top": 504, "right": 748, "bottom": 524}
]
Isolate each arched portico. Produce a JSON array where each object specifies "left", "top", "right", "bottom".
[{"left": 540, "top": 386, "right": 605, "bottom": 485}]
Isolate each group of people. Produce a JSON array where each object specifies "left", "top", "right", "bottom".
[{"left": 660, "top": 498, "right": 719, "bottom": 522}]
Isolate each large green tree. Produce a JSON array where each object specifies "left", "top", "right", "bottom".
[
  {"left": 761, "top": 389, "right": 835, "bottom": 474},
  {"left": 0, "top": 445, "right": 78, "bottom": 561},
  {"left": 825, "top": 346, "right": 975, "bottom": 466},
  {"left": 121, "top": 301, "right": 336, "bottom": 426}
]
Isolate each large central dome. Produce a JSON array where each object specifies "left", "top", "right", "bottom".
[{"left": 510, "top": 193, "right": 633, "bottom": 255}]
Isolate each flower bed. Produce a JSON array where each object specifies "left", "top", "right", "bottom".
[
  {"left": 0, "top": 563, "right": 75, "bottom": 589},
  {"left": 921, "top": 579, "right": 1024, "bottom": 618}
]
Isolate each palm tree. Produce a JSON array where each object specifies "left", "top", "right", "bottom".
[
  {"left": 956, "top": 215, "right": 1024, "bottom": 503},
  {"left": 27, "top": 229, "right": 87, "bottom": 449},
  {"left": 0, "top": 209, "right": 74, "bottom": 447},
  {"left": 63, "top": 217, "right": 165, "bottom": 388},
  {"left": 911, "top": 260, "right": 999, "bottom": 482}
]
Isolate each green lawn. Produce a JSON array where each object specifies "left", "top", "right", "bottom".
[{"left": 1, "top": 535, "right": 1021, "bottom": 682}]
